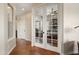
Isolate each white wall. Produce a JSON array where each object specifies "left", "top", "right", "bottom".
[
  {"left": 17, "top": 12, "right": 32, "bottom": 41},
  {"left": 0, "top": 4, "right": 16, "bottom": 55},
  {"left": 63, "top": 3, "right": 79, "bottom": 53},
  {"left": 17, "top": 16, "right": 26, "bottom": 39},
  {"left": 25, "top": 12, "right": 32, "bottom": 41},
  {"left": 0, "top": 4, "right": 7, "bottom": 55}
]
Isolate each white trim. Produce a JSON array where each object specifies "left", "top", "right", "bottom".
[
  {"left": 24, "top": 39, "right": 31, "bottom": 41},
  {"left": 8, "top": 44, "right": 16, "bottom": 55},
  {"left": 8, "top": 37, "right": 15, "bottom": 42}
]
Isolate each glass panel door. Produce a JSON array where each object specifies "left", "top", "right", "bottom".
[
  {"left": 32, "top": 4, "right": 61, "bottom": 53},
  {"left": 35, "top": 16, "right": 43, "bottom": 44},
  {"left": 8, "top": 4, "right": 13, "bottom": 39},
  {"left": 47, "top": 8, "right": 58, "bottom": 47}
]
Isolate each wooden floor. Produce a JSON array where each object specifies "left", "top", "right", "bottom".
[{"left": 10, "top": 39, "right": 59, "bottom": 55}]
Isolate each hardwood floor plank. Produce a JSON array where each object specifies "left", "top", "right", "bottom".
[{"left": 10, "top": 39, "right": 59, "bottom": 55}]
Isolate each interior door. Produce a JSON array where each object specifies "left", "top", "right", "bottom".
[
  {"left": 45, "top": 5, "right": 59, "bottom": 52},
  {"left": 33, "top": 4, "right": 62, "bottom": 53},
  {"left": 34, "top": 15, "right": 45, "bottom": 48},
  {"left": 17, "top": 17, "right": 26, "bottom": 39}
]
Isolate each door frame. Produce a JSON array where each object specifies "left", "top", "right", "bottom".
[{"left": 32, "top": 3, "right": 63, "bottom": 54}]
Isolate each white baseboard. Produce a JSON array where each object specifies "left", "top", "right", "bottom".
[
  {"left": 8, "top": 44, "right": 16, "bottom": 55},
  {"left": 18, "top": 38, "right": 31, "bottom": 41},
  {"left": 25, "top": 38, "right": 31, "bottom": 41}
]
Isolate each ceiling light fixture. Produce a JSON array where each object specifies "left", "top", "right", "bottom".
[{"left": 8, "top": 7, "right": 10, "bottom": 9}]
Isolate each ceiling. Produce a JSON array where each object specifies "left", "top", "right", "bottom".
[
  {"left": 12, "top": 3, "right": 55, "bottom": 16},
  {"left": 13, "top": 3, "right": 32, "bottom": 16}
]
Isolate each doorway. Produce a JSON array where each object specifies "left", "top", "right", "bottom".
[{"left": 32, "top": 3, "right": 63, "bottom": 54}]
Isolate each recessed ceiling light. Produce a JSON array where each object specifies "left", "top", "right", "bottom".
[
  {"left": 7, "top": 7, "right": 10, "bottom": 9},
  {"left": 22, "top": 8, "right": 24, "bottom": 11}
]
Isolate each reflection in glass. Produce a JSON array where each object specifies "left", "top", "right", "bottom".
[
  {"left": 35, "top": 16, "right": 43, "bottom": 44},
  {"left": 47, "top": 8, "right": 58, "bottom": 47}
]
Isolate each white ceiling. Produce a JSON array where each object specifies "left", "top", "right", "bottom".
[
  {"left": 12, "top": 3, "right": 56, "bottom": 16},
  {"left": 13, "top": 3, "right": 32, "bottom": 16}
]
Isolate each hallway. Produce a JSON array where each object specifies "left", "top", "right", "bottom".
[
  {"left": 10, "top": 39, "right": 59, "bottom": 55},
  {"left": 1, "top": 3, "right": 79, "bottom": 55}
]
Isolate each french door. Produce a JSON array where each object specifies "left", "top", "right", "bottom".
[{"left": 32, "top": 3, "right": 63, "bottom": 53}]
